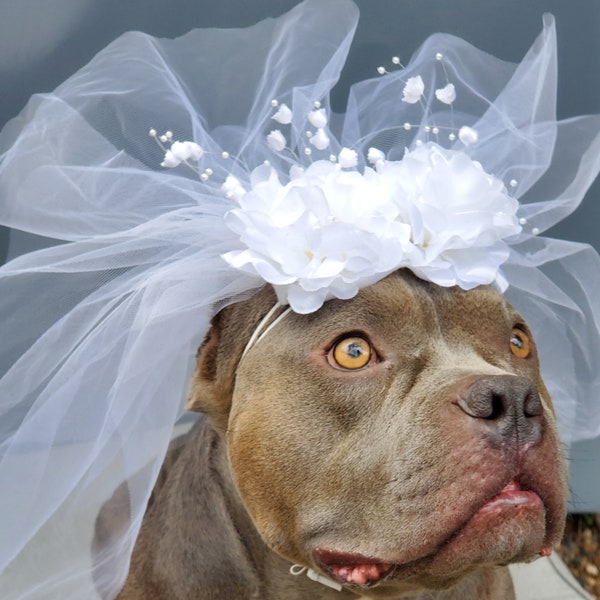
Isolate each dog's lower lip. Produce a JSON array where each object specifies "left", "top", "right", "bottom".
[
  {"left": 478, "top": 479, "right": 543, "bottom": 515},
  {"left": 313, "top": 549, "right": 394, "bottom": 586}
]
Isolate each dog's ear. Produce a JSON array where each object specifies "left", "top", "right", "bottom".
[
  {"left": 192, "top": 312, "right": 223, "bottom": 389},
  {"left": 185, "top": 309, "right": 236, "bottom": 431},
  {"left": 186, "top": 287, "right": 276, "bottom": 432}
]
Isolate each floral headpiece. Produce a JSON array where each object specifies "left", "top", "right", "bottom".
[
  {"left": 1, "top": 1, "right": 600, "bottom": 598},
  {"left": 152, "top": 59, "right": 531, "bottom": 314}
]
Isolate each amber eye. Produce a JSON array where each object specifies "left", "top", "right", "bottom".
[
  {"left": 330, "top": 336, "right": 372, "bottom": 370},
  {"left": 510, "top": 328, "right": 531, "bottom": 359}
]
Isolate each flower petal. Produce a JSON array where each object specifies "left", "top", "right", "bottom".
[
  {"left": 272, "top": 103, "right": 293, "bottom": 124},
  {"left": 307, "top": 108, "right": 328, "bottom": 129},
  {"left": 338, "top": 148, "right": 358, "bottom": 168},
  {"left": 367, "top": 147, "right": 386, "bottom": 165},
  {"left": 435, "top": 83, "right": 456, "bottom": 105},
  {"left": 402, "top": 75, "right": 424, "bottom": 104},
  {"left": 267, "top": 130, "right": 287, "bottom": 151},
  {"left": 160, "top": 150, "right": 180, "bottom": 168},
  {"left": 309, "top": 128, "right": 330, "bottom": 150},
  {"left": 458, "top": 126, "right": 479, "bottom": 146}
]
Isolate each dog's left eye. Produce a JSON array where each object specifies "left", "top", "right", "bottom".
[{"left": 329, "top": 336, "right": 373, "bottom": 370}]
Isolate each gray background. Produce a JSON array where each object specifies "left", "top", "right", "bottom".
[{"left": 1, "top": 0, "right": 599, "bottom": 510}]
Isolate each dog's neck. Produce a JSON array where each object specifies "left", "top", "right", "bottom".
[
  {"left": 126, "top": 416, "right": 515, "bottom": 600},
  {"left": 127, "top": 417, "right": 351, "bottom": 599}
]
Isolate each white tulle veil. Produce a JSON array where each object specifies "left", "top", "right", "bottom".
[{"left": 2, "top": 1, "right": 600, "bottom": 597}]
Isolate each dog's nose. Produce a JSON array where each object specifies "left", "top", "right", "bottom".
[{"left": 457, "top": 375, "right": 543, "bottom": 447}]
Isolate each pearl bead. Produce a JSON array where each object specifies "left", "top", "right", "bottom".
[
  {"left": 159, "top": 135, "right": 167, "bottom": 143},
  {"left": 306, "top": 131, "right": 313, "bottom": 138},
  {"left": 392, "top": 56, "right": 400, "bottom": 65},
  {"left": 510, "top": 179, "right": 518, "bottom": 188},
  {"left": 435, "top": 52, "right": 443, "bottom": 61},
  {"left": 329, "top": 154, "right": 337, "bottom": 162},
  {"left": 200, "top": 173, "right": 209, "bottom": 182},
  {"left": 148, "top": 129, "right": 157, "bottom": 137},
  {"left": 313, "top": 101, "right": 321, "bottom": 109},
  {"left": 532, "top": 227, "right": 540, "bottom": 235},
  {"left": 377, "top": 66, "right": 386, "bottom": 75},
  {"left": 403, "top": 122, "right": 412, "bottom": 131},
  {"left": 449, "top": 133, "right": 456, "bottom": 141},
  {"left": 222, "top": 151, "right": 230, "bottom": 159},
  {"left": 165, "top": 131, "right": 173, "bottom": 140},
  {"left": 205, "top": 168, "right": 213, "bottom": 176},
  {"left": 424, "top": 125, "right": 431, "bottom": 133},
  {"left": 304, "top": 148, "right": 312, "bottom": 156},
  {"left": 432, "top": 127, "right": 439, "bottom": 135},
  {"left": 519, "top": 218, "right": 527, "bottom": 226},
  {"left": 271, "top": 99, "right": 279, "bottom": 107}
]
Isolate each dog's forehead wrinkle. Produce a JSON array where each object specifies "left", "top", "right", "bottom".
[
  {"left": 325, "top": 274, "right": 430, "bottom": 326},
  {"left": 432, "top": 284, "right": 514, "bottom": 330},
  {"left": 431, "top": 343, "right": 511, "bottom": 375}
]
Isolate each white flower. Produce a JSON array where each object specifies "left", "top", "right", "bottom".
[
  {"left": 172, "top": 141, "right": 203, "bottom": 161},
  {"left": 458, "top": 126, "right": 479, "bottom": 146},
  {"left": 435, "top": 83, "right": 456, "bottom": 105},
  {"left": 272, "top": 103, "right": 293, "bottom": 124},
  {"left": 367, "top": 147, "right": 386, "bottom": 165},
  {"left": 161, "top": 150, "right": 181, "bottom": 168},
  {"left": 221, "top": 176, "right": 247, "bottom": 202},
  {"left": 222, "top": 142, "right": 521, "bottom": 313},
  {"left": 307, "top": 108, "right": 328, "bottom": 129},
  {"left": 375, "top": 143, "right": 521, "bottom": 289},
  {"left": 338, "top": 147, "right": 358, "bottom": 168},
  {"left": 402, "top": 75, "right": 424, "bottom": 104},
  {"left": 223, "top": 159, "right": 412, "bottom": 313},
  {"left": 161, "top": 141, "right": 204, "bottom": 167},
  {"left": 267, "top": 130, "right": 287, "bottom": 152},
  {"left": 309, "top": 128, "right": 330, "bottom": 150}
]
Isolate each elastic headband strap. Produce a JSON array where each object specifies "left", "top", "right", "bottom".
[{"left": 240, "top": 303, "right": 293, "bottom": 360}]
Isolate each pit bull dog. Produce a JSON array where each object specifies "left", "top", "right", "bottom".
[{"left": 95, "top": 269, "right": 568, "bottom": 599}]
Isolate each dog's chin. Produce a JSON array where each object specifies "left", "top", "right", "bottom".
[
  {"left": 420, "top": 481, "right": 549, "bottom": 581},
  {"left": 311, "top": 481, "right": 550, "bottom": 590}
]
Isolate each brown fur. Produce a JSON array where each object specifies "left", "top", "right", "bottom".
[{"left": 96, "top": 270, "right": 567, "bottom": 599}]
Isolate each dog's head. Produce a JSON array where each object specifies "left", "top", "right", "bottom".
[{"left": 188, "top": 269, "right": 567, "bottom": 594}]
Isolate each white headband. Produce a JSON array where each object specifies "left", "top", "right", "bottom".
[{"left": 240, "top": 303, "right": 293, "bottom": 360}]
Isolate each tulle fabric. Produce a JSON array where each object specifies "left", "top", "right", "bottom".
[{"left": 0, "top": 1, "right": 599, "bottom": 597}]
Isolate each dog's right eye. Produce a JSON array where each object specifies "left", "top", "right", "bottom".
[
  {"left": 329, "top": 336, "right": 372, "bottom": 370},
  {"left": 510, "top": 328, "right": 531, "bottom": 359}
]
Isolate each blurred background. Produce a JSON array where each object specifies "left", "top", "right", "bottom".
[{"left": 1, "top": 0, "right": 599, "bottom": 511}]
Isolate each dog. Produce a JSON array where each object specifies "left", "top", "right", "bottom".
[{"left": 95, "top": 269, "right": 568, "bottom": 599}]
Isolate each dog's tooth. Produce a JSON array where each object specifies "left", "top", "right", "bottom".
[
  {"left": 334, "top": 565, "right": 349, "bottom": 578},
  {"left": 352, "top": 567, "right": 368, "bottom": 585}
]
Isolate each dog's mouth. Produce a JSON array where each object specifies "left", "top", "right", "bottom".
[
  {"left": 313, "top": 549, "right": 394, "bottom": 586},
  {"left": 313, "top": 479, "right": 548, "bottom": 588}
]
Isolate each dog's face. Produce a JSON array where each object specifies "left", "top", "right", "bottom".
[{"left": 189, "top": 270, "right": 567, "bottom": 595}]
